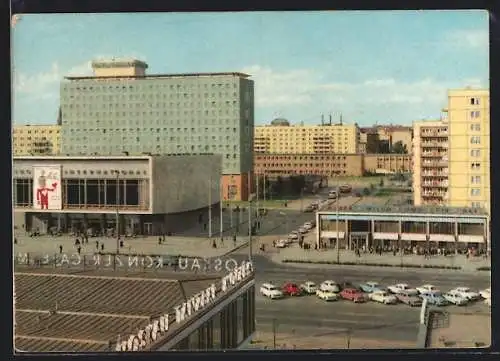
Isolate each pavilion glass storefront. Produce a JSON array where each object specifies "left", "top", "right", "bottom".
[{"left": 171, "top": 286, "right": 255, "bottom": 351}]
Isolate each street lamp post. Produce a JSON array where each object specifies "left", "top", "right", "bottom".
[
  {"left": 336, "top": 184, "right": 340, "bottom": 264},
  {"left": 208, "top": 177, "right": 212, "bottom": 240},
  {"left": 114, "top": 170, "right": 120, "bottom": 255}
]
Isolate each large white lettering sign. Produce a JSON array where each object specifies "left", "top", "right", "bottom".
[{"left": 117, "top": 260, "right": 253, "bottom": 351}]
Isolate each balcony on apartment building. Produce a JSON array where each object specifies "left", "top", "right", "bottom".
[
  {"left": 422, "top": 190, "right": 448, "bottom": 198},
  {"left": 421, "top": 151, "right": 448, "bottom": 158},
  {"left": 420, "top": 130, "right": 448, "bottom": 137},
  {"left": 422, "top": 169, "right": 449, "bottom": 177},
  {"left": 421, "top": 140, "right": 449, "bottom": 148},
  {"left": 422, "top": 180, "right": 449, "bottom": 188},
  {"left": 422, "top": 160, "right": 449, "bottom": 168}
]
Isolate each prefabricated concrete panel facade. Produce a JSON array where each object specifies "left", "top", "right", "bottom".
[
  {"left": 60, "top": 74, "right": 253, "bottom": 176},
  {"left": 151, "top": 154, "right": 222, "bottom": 214}
]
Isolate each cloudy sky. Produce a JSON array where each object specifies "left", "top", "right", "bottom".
[{"left": 12, "top": 11, "right": 489, "bottom": 126}]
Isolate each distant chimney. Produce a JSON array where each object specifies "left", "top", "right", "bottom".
[
  {"left": 340, "top": 113, "right": 343, "bottom": 125},
  {"left": 321, "top": 114, "right": 324, "bottom": 126},
  {"left": 329, "top": 114, "right": 332, "bottom": 126}
]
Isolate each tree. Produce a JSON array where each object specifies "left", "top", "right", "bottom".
[
  {"left": 379, "top": 179, "right": 384, "bottom": 187},
  {"left": 391, "top": 141, "right": 408, "bottom": 154},
  {"left": 363, "top": 187, "right": 370, "bottom": 196}
]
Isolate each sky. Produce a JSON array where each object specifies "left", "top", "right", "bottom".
[{"left": 11, "top": 11, "right": 489, "bottom": 126}]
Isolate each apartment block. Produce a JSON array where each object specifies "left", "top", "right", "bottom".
[
  {"left": 364, "top": 154, "right": 412, "bottom": 174},
  {"left": 412, "top": 120, "right": 449, "bottom": 206},
  {"left": 254, "top": 153, "right": 364, "bottom": 177},
  {"left": 12, "top": 124, "right": 61, "bottom": 155},
  {"left": 412, "top": 87, "right": 490, "bottom": 214},
  {"left": 446, "top": 89, "right": 490, "bottom": 213},
  {"left": 254, "top": 118, "right": 360, "bottom": 154},
  {"left": 59, "top": 58, "right": 254, "bottom": 201}
]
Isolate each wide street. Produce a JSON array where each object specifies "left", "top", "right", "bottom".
[{"left": 226, "top": 253, "right": 490, "bottom": 347}]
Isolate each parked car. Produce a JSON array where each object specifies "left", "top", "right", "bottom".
[
  {"left": 369, "top": 290, "right": 398, "bottom": 305},
  {"left": 443, "top": 291, "right": 469, "bottom": 306},
  {"left": 359, "top": 281, "right": 384, "bottom": 293},
  {"left": 339, "top": 184, "right": 352, "bottom": 193},
  {"left": 260, "top": 283, "right": 284, "bottom": 299},
  {"left": 451, "top": 287, "right": 481, "bottom": 301},
  {"left": 298, "top": 227, "right": 308, "bottom": 234},
  {"left": 304, "top": 206, "right": 314, "bottom": 212},
  {"left": 319, "top": 280, "right": 340, "bottom": 293},
  {"left": 282, "top": 283, "right": 302, "bottom": 296},
  {"left": 479, "top": 288, "right": 491, "bottom": 299},
  {"left": 288, "top": 233, "right": 299, "bottom": 240},
  {"left": 316, "top": 289, "right": 339, "bottom": 302},
  {"left": 396, "top": 291, "right": 423, "bottom": 307},
  {"left": 300, "top": 281, "right": 318, "bottom": 295},
  {"left": 416, "top": 284, "right": 440, "bottom": 294},
  {"left": 275, "top": 239, "right": 287, "bottom": 248},
  {"left": 303, "top": 222, "right": 314, "bottom": 230},
  {"left": 420, "top": 291, "right": 449, "bottom": 306},
  {"left": 388, "top": 283, "right": 419, "bottom": 295},
  {"left": 340, "top": 288, "right": 367, "bottom": 303}
]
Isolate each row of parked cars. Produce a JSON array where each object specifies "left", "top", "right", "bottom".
[
  {"left": 259, "top": 280, "right": 492, "bottom": 307},
  {"left": 275, "top": 220, "right": 316, "bottom": 248}
]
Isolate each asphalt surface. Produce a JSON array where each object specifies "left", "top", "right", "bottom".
[{"left": 224, "top": 253, "right": 490, "bottom": 346}]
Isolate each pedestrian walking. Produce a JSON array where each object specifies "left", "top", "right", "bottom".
[
  {"left": 101, "top": 243, "right": 104, "bottom": 251},
  {"left": 158, "top": 237, "right": 162, "bottom": 245},
  {"left": 14, "top": 237, "right": 17, "bottom": 245},
  {"left": 59, "top": 245, "right": 63, "bottom": 254},
  {"left": 96, "top": 240, "right": 99, "bottom": 250},
  {"left": 77, "top": 246, "right": 81, "bottom": 255}
]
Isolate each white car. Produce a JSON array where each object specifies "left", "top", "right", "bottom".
[
  {"left": 300, "top": 281, "right": 318, "bottom": 294},
  {"left": 303, "top": 223, "right": 313, "bottom": 230},
  {"left": 479, "top": 288, "right": 491, "bottom": 299},
  {"left": 416, "top": 284, "right": 440, "bottom": 294},
  {"left": 275, "top": 240, "right": 287, "bottom": 248},
  {"left": 387, "top": 283, "right": 419, "bottom": 295},
  {"left": 443, "top": 291, "right": 469, "bottom": 306},
  {"left": 259, "top": 283, "right": 284, "bottom": 299},
  {"left": 369, "top": 290, "right": 398, "bottom": 304},
  {"left": 319, "top": 280, "right": 340, "bottom": 293},
  {"left": 451, "top": 287, "right": 481, "bottom": 301},
  {"left": 298, "top": 227, "right": 308, "bottom": 234},
  {"left": 288, "top": 233, "right": 299, "bottom": 240},
  {"left": 316, "top": 289, "right": 339, "bottom": 302}
]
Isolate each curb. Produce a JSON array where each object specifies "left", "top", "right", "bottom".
[{"left": 280, "top": 259, "right": 490, "bottom": 271}]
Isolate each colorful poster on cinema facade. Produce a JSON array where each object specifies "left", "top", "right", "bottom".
[{"left": 32, "top": 165, "right": 62, "bottom": 210}]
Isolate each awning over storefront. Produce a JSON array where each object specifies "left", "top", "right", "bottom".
[
  {"left": 429, "top": 234, "right": 455, "bottom": 242},
  {"left": 321, "top": 231, "right": 345, "bottom": 239},
  {"left": 458, "top": 235, "right": 484, "bottom": 243},
  {"left": 401, "top": 233, "right": 427, "bottom": 241},
  {"left": 373, "top": 232, "right": 398, "bottom": 241}
]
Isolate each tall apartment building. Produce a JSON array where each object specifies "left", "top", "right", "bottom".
[
  {"left": 254, "top": 118, "right": 360, "bottom": 154},
  {"left": 60, "top": 58, "right": 254, "bottom": 201},
  {"left": 446, "top": 89, "right": 490, "bottom": 213},
  {"left": 412, "top": 120, "right": 449, "bottom": 207},
  {"left": 12, "top": 124, "right": 61, "bottom": 155},
  {"left": 413, "top": 88, "right": 490, "bottom": 214}
]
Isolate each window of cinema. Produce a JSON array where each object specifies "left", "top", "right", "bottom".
[{"left": 63, "top": 178, "right": 145, "bottom": 209}]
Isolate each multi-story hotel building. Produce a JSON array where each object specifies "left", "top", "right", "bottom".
[
  {"left": 12, "top": 124, "right": 62, "bottom": 156},
  {"left": 59, "top": 58, "right": 254, "bottom": 201},
  {"left": 413, "top": 88, "right": 490, "bottom": 214},
  {"left": 254, "top": 118, "right": 360, "bottom": 154}
]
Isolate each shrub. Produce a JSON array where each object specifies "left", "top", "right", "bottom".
[
  {"left": 280, "top": 259, "right": 461, "bottom": 270},
  {"left": 476, "top": 266, "right": 491, "bottom": 271}
]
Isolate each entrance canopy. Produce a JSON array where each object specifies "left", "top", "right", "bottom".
[
  {"left": 321, "top": 231, "right": 345, "bottom": 239},
  {"left": 373, "top": 232, "right": 398, "bottom": 241},
  {"left": 458, "top": 235, "right": 484, "bottom": 243},
  {"left": 429, "top": 234, "right": 455, "bottom": 242},
  {"left": 401, "top": 233, "right": 426, "bottom": 241}
]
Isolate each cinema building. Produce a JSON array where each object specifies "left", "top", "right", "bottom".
[
  {"left": 13, "top": 154, "right": 221, "bottom": 236},
  {"left": 316, "top": 205, "right": 490, "bottom": 252},
  {"left": 14, "top": 261, "right": 255, "bottom": 352}
]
